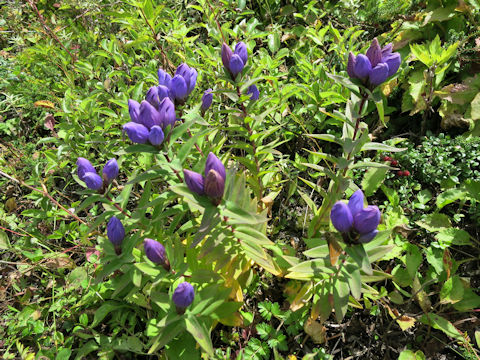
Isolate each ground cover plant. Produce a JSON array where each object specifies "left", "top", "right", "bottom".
[{"left": 1, "top": 0, "right": 480, "bottom": 359}]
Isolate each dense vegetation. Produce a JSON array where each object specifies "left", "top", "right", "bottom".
[{"left": 1, "top": 0, "right": 480, "bottom": 359}]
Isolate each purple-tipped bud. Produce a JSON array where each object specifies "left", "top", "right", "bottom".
[
  {"left": 204, "top": 169, "right": 225, "bottom": 200},
  {"left": 172, "top": 282, "right": 194, "bottom": 312},
  {"left": 183, "top": 170, "right": 205, "bottom": 195},
  {"left": 158, "top": 97, "right": 176, "bottom": 129},
  {"left": 107, "top": 216, "right": 125, "bottom": 250},
  {"left": 353, "top": 205, "right": 381, "bottom": 235},
  {"left": 148, "top": 126, "right": 165, "bottom": 146},
  {"left": 247, "top": 84, "right": 259, "bottom": 101},
  {"left": 229, "top": 54, "right": 244, "bottom": 77},
  {"left": 369, "top": 63, "right": 390, "bottom": 86},
  {"left": 347, "top": 52, "right": 357, "bottom": 78},
  {"left": 169, "top": 75, "right": 188, "bottom": 101},
  {"left": 123, "top": 122, "right": 149, "bottom": 144},
  {"left": 358, "top": 229, "right": 378, "bottom": 243},
  {"left": 330, "top": 202, "right": 353, "bottom": 233},
  {"left": 205, "top": 152, "right": 226, "bottom": 181},
  {"left": 348, "top": 190, "right": 364, "bottom": 217},
  {"left": 77, "top": 157, "right": 96, "bottom": 182},
  {"left": 157, "top": 85, "right": 170, "bottom": 101},
  {"left": 187, "top": 68, "right": 198, "bottom": 95},
  {"left": 354, "top": 54, "right": 372, "bottom": 79},
  {"left": 234, "top": 42, "right": 248, "bottom": 65},
  {"left": 128, "top": 99, "right": 141, "bottom": 123},
  {"left": 146, "top": 86, "right": 161, "bottom": 109},
  {"left": 366, "top": 38, "right": 382, "bottom": 67},
  {"left": 175, "top": 63, "right": 192, "bottom": 92},
  {"left": 158, "top": 68, "right": 172, "bottom": 87},
  {"left": 221, "top": 43, "right": 233, "bottom": 71},
  {"left": 383, "top": 52, "right": 401, "bottom": 77},
  {"left": 83, "top": 172, "right": 103, "bottom": 190},
  {"left": 144, "top": 238, "right": 169, "bottom": 270},
  {"left": 201, "top": 89, "right": 213, "bottom": 112},
  {"left": 102, "top": 158, "right": 119, "bottom": 184},
  {"left": 381, "top": 43, "right": 393, "bottom": 57},
  {"left": 138, "top": 100, "right": 162, "bottom": 129}
]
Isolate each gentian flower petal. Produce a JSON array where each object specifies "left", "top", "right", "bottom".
[
  {"left": 383, "top": 52, "right": 401, "bottom": 77},
  {"left": 77, "top": 157, "right": 96, "bottom": 181},
  {"left": 158, "top": 97, "right": 176, "bottom": 129},
  {"left": 229, "top": 54, "right": 244, "bottom": 77},
  {"left": 148, "top": 126, "right": 164, "bottom": 146},
  {"left": 144, "top": 238, "right": 167, "bottom": 265},
  {"left": 201, "top": 89, "right": 213, "bottom": 112},
  {"left": 158, "top": 68, "right": 172, "bottom": 87},
  {"left": 169, "top": 75, "right": 188, "bottom": 101},
  {"left": 157, "top": 85, "right": 170, "bottom": 101},
  {"left": 128, "top": 99, "right": 140, "bottom": 123},
  {"left": 172, "top": 282, "right": 195, "bottom": 309},
  {"left": 123, "top": 122, "right": 149, "bottom": 144},
  {"left": 83, "top": 172, "right": 103, "bottom": 190},
  {"left": 205, "top": 152, "right": 226, "bottom": 180},
  {"left": 348, "top": 190, "right": 364, "bottom": 217},
  {"left": 366, "top": 38, "right": 382, "bottom": 67},
  {"left": 381, "top": 43, "right": 393, "bottom": 57},
  {"left": 183, "top": 170, "right": 205, "bottom": 195},
  {"left": 247, "top": 84, "right": 259, "bottom": 101},
  {"left": 369, "top": 63, "right": 389, "bottom": 86},
  {"left": 187, "top": 68, "right": 197, "bottom": 95},
  {"left": 221, "top": 43, "right": 233, "bottom": 72},
  {"left": 358, "top": 229, "right": 378, "bottom": 243},
  {"left": 234, "top": 42, "right": 248, "bottom": 65},
  {"left": 353, "top": 54, "right": 372, "bottom": 79},
  {"left": 353, "top": 205, "right": 381, "bottom": 235},
  {"left": 146, "top": 86, "right": 160, "bottom": 109},
  {"left": 138, "top": 100, "right": 162, "bottom": 129},
  {"left": 102, "top": 158, "right": 119, "bottom": 184},
  {"left": 347, "top": 52, "right": 356, "bottom": 78},
  {"left": 204, "top": 169, "right": 225, "bottom": 199},
  {"left": 107, "top": 216, "right": 125, "bottom": 246},
  {"left": 330, "top": 201, "right": 353, "bottom": 233}
]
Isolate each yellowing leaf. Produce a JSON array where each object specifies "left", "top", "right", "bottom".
[
  {"left": 304, "top": 318, "right": 326, "bottom": 344},
  {"left": 386, "top": 305, "right": 416, "bottom": 331},
  {"left": 5, "top": 198, "right": 17, "bottom": 212},
  {"left": 34, "top": 100, "right": 55, "bottom": 109}
]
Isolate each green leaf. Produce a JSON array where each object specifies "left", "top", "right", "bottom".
[
  {"left": 345, "top": 244, "right": 372, "bottom": 275},
  {"left": 420, "top": 313, "right": 465, "bottom": 343},
  {"left": 267, "top": 33, "right": 280, "bottom": 53},
  {"left": 405, "top": 244, "right": 422, "bottom": 278},
  {"left": 344, "top": 264, "right": 362, "bottom": 299},
  {"left": 91, "top": 301, "right": 127, "bottom": 327},
  {"left": 0, "top": 230, "right": 10, "bottom": 249},
  {"left": 74, "top": 340, "right": 99, "bottom": 360},
  {"left": 436, "top": 188, "right": 468, "bottom": 209},
  {"left": 185, "top": 315, "right": 214, "bottom": 357},
  {"left": 333, "top": 277, "right": 349, "bottom": 322},
  {"left": 416, "top": 213, "right": 451, "bottom": 232},
  {"left": 362, "top": 166, "right": 388, "bottom": 196},
  {"left": 440, "top": 276, "right": 464, "bottom": 304},
  {"left": 360, "top": 142, "right": 406, "bottom": 152}
]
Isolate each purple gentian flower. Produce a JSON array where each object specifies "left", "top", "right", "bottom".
[{"left": 172, "top": 282, "right": 194, "bottom": 314}]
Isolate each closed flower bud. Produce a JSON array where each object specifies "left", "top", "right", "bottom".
[
  {"left": 183, "top": 170, "right": 205, "bottom": 195},
  {"left": 128, "top": 99, "right": 140, "bottom": 123},
  {"left": 158, "top": 97, "right": 176, "bottom": 129},
  {"left": 138, "top": 100, "right": 162, "bottom": 129},
  {"left": 221, "top": 43, "right": 233, "bottom": 71},
  {"left": 348, "top": 190, "right": 364, "bottom": 217},
  {"left": 172, "top": 282, "right": 194, "bottom": 313},
  {"left": 107, "top": 216, "right": 125, "bottom": 254},
  {"left": 187, "top": 67, "right": 198, "bottom": 95},
  {"left": 204, "top": 169, "right": 225, "bottom": 201},
  {"left": 205, "top": 152, "right": 226, "bottom": 181},
  {"left": 229, "top": 54, "right": 244, "bottom": 77},
  {"left": 353, "top": 205, "right": 380, "bottom": 235},
  {"left": 330, "top": 201, "right": 353, "bottom": 233},
  {"left": 381, "top": 43, "right": 393, "bottom": 57},
  {"left": 358, "top": 229, "right": 378, "bottom": 243},
  {"left": 77, "top": 157, "right": 96, "bottom": 182},
  {"left": 201, "top": 89, "right": 213, "bottom": 112},
  {"left": 347, "top": 52, "right": 356, "bottom": 78},
  {"left": 234, "top": 42, "right": 248, "bottom": 65},
  {"left": 366, "top": 38, "right": 382, "bottom": 67},
  {"left": 175, "top": 63, "right": 191, "bottom": 89},
  {"left": 148, "top": 126, "right": 165, "bottom": 146},
  {"left": 157, "top": 85, "right": 170, "bottom": 101},
  {"left": 144, "top": 238, "right": 170, "bottom": 270},
  {"left": 83, "top": 172, "right": 103, "bottom": 190},
  {"left": 102, "top": 158, "right": 119, "bottom": 184},
  {"left": 169, "top": 75, "right": 188, "bottom": 101},
  {"left": 247, "top": 84, "right": 260, "bottom": 101},
  {"left": 383, "top": 52, "right": 401, "bottom": 77},
  {"left": 354, "top": 54, "right": 372, "bottom": 79},
  {"left": 123, "top": 122, "right": 149, "bottom": 144},
  {"left": 158, "top": 68, "right": 172, "bottom": 87},
  {"left": 146, "top": 86, "right": 161, "bottom": 109},
  {"left": 369, "top": 63, "right": 389, "bottom": 86}
]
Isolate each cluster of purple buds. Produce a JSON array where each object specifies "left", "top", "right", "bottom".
[
  {"left": 347, "top": 38, "right": 401, "bottom": 88},
  {"left": 77, "top": 157, "right": 118, "bottom": 191},
  {"left": 172, "top": 282, "right": 195, "bottom": 314},
  {"left": 159, "top": 63, "right": 198, "bottom": 104},
  {"left": 222, "top": 42, "right": 248, "bottom": 79},
  {"left": 330, "top": 190, "right": 381, "bottom": 244},
  {"left": 107, "top": 216, "right": 125, "bottom": 255},
  {"left": 183, "top": 152, "right": 226, "bottom": 205},
  {"left": 144, "top": 238, "right": 170, "bottom": 271},
  {"left": 247, "top": 84, "right": 260, "bottom": 101}
]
